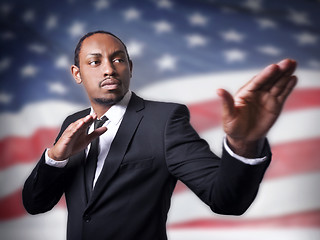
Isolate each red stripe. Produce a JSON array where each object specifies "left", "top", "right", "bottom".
[
  {"left": 0, "top": 189, "right": 26, "bottom": 221},
  {"left": 0, "top": 188, "right": 66, "bottom": 221},
  {"left": 267, "top": 137, "right": 320, "bottom": 179},
  {"left": 168, "top": 210, "right": 320, "bottom": 229},
  {"left": 0, "top": 128, "right": 59, "bottom": 169},
  {"left": 189, "top": 99, "right": 222, "bottom": 132},
  {"left": 283, "top": 88, "right": 320, "bottom": 111},
  {"left": 189, "top": 88, "right": 320, "bottom": 132}
]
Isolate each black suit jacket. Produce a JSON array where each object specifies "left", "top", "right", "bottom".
[{"left": 23, "top": 93, "right": 271, "bottom": 240}]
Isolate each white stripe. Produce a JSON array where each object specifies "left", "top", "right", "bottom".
[
  {"left": 268, "top": 108, "right": 320, "bottom": 145},
  {"left": 0, "top": 208, "right": 67, "bottom": 240},
  {"left": 0, "top": 100, "right": 85, "bottom": 139},
  {"left": 200, "top": 108, "right": 320, "bottom": 155},
  {"left": 168, "top": 172, "right": 320, "bottom": 223},
  {"left": 247, "top": 172, "right": 320, "bottom": 218},
  {"left": 168, "top": 228, "right": 320, "bottom": 240},
  {"left": 138, "top": 69, "right": 320, "bottom": 104},
  {"left": 0, "top": 163, "right": 34, "bottom": 198}
]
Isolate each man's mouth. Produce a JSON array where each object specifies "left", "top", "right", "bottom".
[{"left": 100, "top": 78, "right": 121, "bottom": 90}]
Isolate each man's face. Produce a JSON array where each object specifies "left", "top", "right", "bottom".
[{"left": 73, "top": 33, "right": 132, "bottom": 106}]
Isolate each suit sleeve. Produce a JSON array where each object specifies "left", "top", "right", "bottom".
[
  {"left": 165, "top": 104, "right": 271, "bottom": 215},
  {"left": 22, "top": 116, "right": 73, "bottom": 214}
]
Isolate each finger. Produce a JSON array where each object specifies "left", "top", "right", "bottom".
[
  {"left": 216, "top": 88, "right": 236, "bottom": 119},
  {"left": 262, "top": 59, "right": 297, "bottom": 92},
  {"left": 277, "top": 76, "right": 298, "bottom": 104},
  {"left": 244, "top": 59, "right": 297, "bottom": 94},
  {"left": 62, "top": 114, "right": 96, "bottom": 139},
  {"left": 277, "top": 58, "right": 297, "bottom": 77},
  {"left": 243, "top": 64, "right": 280, "bottom": 93},
  {"left": 87, "top": 127, "right": 108, "bottom": 142},
  {"left": 269, "top": 73, "right": 296, "bottom": 97},
  {"left": 269, "top": 59, "right": 297, "bottom": 97},
  {"left": 75, "top": 113, "right": 97, "bottom": 131}
]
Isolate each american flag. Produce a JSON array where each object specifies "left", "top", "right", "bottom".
[{"left": 1, "top": 0, "right": 319, "bottom": 239}]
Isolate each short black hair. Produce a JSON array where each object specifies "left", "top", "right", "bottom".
[{"left": 74, "top": 30, "right": 131, "bottom": 68}]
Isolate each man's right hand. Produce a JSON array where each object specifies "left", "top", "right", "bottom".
[{"left": 48, "top": 113, "right": 107, "bottom": 161}]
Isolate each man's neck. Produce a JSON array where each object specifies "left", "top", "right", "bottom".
[
  {"left": 90, "top": 91, "right": 132, "bottom": 118},
  {"left": 91, "top": 104, "right": 112, "bottom": 119}
]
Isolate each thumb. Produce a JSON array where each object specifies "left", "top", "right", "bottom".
[{"left": 216, "top": 88, "right": 236, "bottom": 119}]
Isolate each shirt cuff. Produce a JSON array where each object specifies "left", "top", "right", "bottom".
[
  {"left": 45, "top": 148, "right": 69, "bottom": 168},
  {"left": 223, "top": 137, "right": 267, "bottom": 165}
]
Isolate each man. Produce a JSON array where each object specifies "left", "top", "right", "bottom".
[{"left": 23, "top": 30, "right": 297, "bottom": 240}]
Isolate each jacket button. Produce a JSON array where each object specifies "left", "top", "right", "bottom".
[{"left": 83, "top": 214, "right": 91, "bottom": 222}]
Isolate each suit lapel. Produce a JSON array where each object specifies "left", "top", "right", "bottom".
[{"left": 88, "top": 93, "right": 145, "bottom": 206}]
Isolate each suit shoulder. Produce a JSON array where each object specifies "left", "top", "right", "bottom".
[
  {"left": 60, "top": 108, "right": 91, "bottom": 130},
  {"left": 64, "top": 108, "right": 91, "bottom": 122},
  {"left": 142, "top": 99, "right": 190, "bottom": 119},
  {"left": 144, "top": 98, "right": 186, "bottom": 110}
]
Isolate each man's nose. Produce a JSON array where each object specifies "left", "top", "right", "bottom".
[{"left": 103, "top": 61, "right": 115, "bottom": 76}]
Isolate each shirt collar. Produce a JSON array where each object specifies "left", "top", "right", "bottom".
[{"left": 90, "top": 90, "right": 132, "bottom": 125}]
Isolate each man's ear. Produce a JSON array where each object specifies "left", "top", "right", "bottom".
[{"left": 71, "top": 65, "right": 82, "bottom": 84}]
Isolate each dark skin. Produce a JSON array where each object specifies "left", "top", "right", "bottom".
[{"left": 48, "top": 33, "right": 297, "bottom": 161}]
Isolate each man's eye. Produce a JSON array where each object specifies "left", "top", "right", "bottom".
[
  {"left": 113, "top": 59, "right": 124, "bottom": 63},
  {"left": 89, "top": 60, "right": 99, "bottom": 66}
]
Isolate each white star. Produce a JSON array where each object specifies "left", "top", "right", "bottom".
[
  {"left": 189, "top": 12, "right": 208, "bottom": 26},
  {"left": 94, "top": 0, "right": 110, "bottom": 10},
  {"left": 223, "top": 49, "right": 247, "bottom": 63},
  {"left": 28, "top": 43, "right": 47, "bottom": 54},
  {"left": 157, "top": 0, "right": 173, "bottom": 9},
  {"left": 55, "top": 55, "right": 71, "bottom": 69},
  {"left": 287, "top": 9, "right": 311, "bottom": 26},
  {"left": 0, "top": 3, "right": 12, "bottom": 16},
  {"left": 185, "top": 34, "right": 209, "bottom": 48},
  {"left": 48, "top": 82, "right": 68, "bottom": 95},
  {"left": 22, "top": 9, "right": 35, "bottom": 22},
  {"left": 243, "top": 0, "right": 262, "bottom": 12},
  {"left": 46, "top": 15, "right": 58, "bottom": 30},
  {"left": 256, "top": 18, "right": 277, "bottom": 29},
  {"left": 68, "top": 21, "right": 86, "bottom": 38},
  {"left": 0, "top": 92, "right": 13, "bottom": 104},
  {"left": 155, "top": 54, "right": 178, "bottom": 71},
  {"left": 123, "top": 8, "right": 141, "bottom": 21},
  {"left": 257, "top": 45, "right": 281, "bottom": 56},
  {"left": 220, "top": 30, "right": 245, "bottom": 43},
  {"left": 295, "top": 32, "right": 318, "bottom": 45},
  {"left": 21, "top": 64, "right": 38, "bottom": 77},
  {"left": 0, "top": 57, "right": 11, "bottom": 72},
  {"left": 153, "top": 20, "right": 173, "bottom": 34},
  {"left": 126, "top": 40, "right": 144, "bottom": 58}
]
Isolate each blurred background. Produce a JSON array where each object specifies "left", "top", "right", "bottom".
[{"left": 0, "top": 0, "right": 319, "bottom": 239}]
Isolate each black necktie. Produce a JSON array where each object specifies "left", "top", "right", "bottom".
[{"left": 85, "top": 116, "right": 108, "bottom": 200}]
